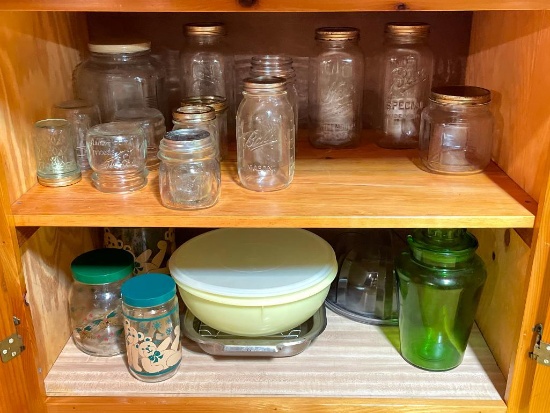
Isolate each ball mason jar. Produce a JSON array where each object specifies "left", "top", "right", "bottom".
[
  {"left": 419, "top": 86, "right": 494, "bottom": 174},
  {"left": 74, "top": 40, "right": 166, "bottom": 123},
  {"left": 121, "top": 273, "right": 182, "bottom": 383},
  {"left": 308, "top": 27, "right": 364, "bottom": 148},
  {"left": 237, "top": 76, "right": 295, "bottom": 192},
  {"left": 395, "top": 228, "right": 487, "bottom": 371},
  {"left": 69, "top": 248, "right": 134, "bottom": 356},
  {"left": 378, "top": 23, "right": 433, "bottom": 149}
]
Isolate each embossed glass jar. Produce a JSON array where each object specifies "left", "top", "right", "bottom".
[
  {"left": 69, "top": 248, "right": 134, "bottom": 357},
  {"left": 237, "top": 76, "right": 295, "bottom": 192},
  {"left": 378, "top": 23, "right": 433, "bottom": 149},
  {"left": 308, "top": 27, "right": 364, "bottom": 148},
  {"left": 121, "top": 273, "right": 182, "bottom": 382},
  {"left": 172, "top": 105, "right": 219, "bottom": 158}
]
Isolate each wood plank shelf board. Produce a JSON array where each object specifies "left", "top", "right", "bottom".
[
  {"left": 45, "top": 309, "right": 506, "bottom": 407},
  {"left": 1, "top": 0, "right": 550, "bottom": 12},
  {"left": 11, "top": 140, "right": 536, "bottom": 229}
]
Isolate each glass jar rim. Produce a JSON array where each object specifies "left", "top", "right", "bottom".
[
  {"left": 180, "top": 96, "right": 228, "bottom": 113},
  {"left": 243, "top": 76, "right": 287, "bottom": 93},
  {"left": 385, "top": 22, "right": 430, "bottom": 37},
  {"left": 88, "top": 41, "right": 151, "bottom": 54},
  {"left": 430, "top": 86, "right": 491, "bottom": 105},
  {"left": 173, "top": 105, "right": 216, "bottom": 122},
  {"left": 185, "top": 22, "right": 226, "bottom": 36},
  {"left": 315, "top": 27, "right": 359, "bottom": 41}
]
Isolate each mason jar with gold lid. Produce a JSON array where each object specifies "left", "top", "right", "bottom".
[
  {"left": 172, "top": 104, "right": 219, "bottom": 158},
  {"left": 419, "top": 85, "right": 494, "bottom": 175}
]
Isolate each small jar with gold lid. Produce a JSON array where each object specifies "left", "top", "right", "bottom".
[
  {"left": 172, "top": 104, "right": 219, "bottom": 158},
  {"left": 419, "top": 85, "right": 494, "bottom": 175}
]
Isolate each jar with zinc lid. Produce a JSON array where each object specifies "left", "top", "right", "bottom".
[
  {"left": 237, "top": 76, "right": 295, "bottom": 192},
  {"left": 308, "top": 27, "right": 364, "bottom": 148},
  {"left": 419, "top": 86, "right": 494, "bottom": 174},
  {"left": 378, "top": 23, "right": 433, "bottom": 149},
  {"left": 121, "top": 273, "right": 182, "bottom": 382},
  {"left": 74, "top": 40, "right": 166, "bottom": 123},
  {"left": 69, "top": 248, "right": 134, "bottom": 357},
  {"left": 172, "top": 105, "right": 219, "bottom": 158}
]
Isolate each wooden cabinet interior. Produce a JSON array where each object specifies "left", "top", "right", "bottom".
[{"left": 0, "top": 6, "right": 549, "bottom": 413}]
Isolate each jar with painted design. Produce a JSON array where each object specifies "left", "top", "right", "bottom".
[
  {"left": 378, "top": 23, "right": 433, "bottom": 149},
  {"left": 172, "top": 105, "right": 219, "bottom": 159},
  {"left": 121, "top": 273, "right": 182, "bottom": 382},
  {"left": 237, "top": 76, "right": 295, "bottom": 192},
  {"left": 309, "top": 27, "right": 364, "bottom": 148},
  {"left": 69, "top": 248, "right": 134, "bottom": 357}
]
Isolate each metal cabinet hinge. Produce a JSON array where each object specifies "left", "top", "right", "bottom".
[
  {"left": 0, "top": 334, "right": 24, "bottom": 363},
  {"left": 530, "top": 324, "right": 550, "bottom": 366}
]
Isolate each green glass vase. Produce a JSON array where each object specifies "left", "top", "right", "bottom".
[{"left": 395, "top": 228, "right": 487, "bottom": 371}]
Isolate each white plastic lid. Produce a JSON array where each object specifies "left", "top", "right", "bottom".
[
  {"left": 88, "top": 41, "right": 151, "bottom": 54},
  {"left": 169, "top": 229, "right": 337, "bottom": 298}
]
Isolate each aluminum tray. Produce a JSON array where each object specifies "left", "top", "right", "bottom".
[{"left": 182, "top": 305, "right": 327, "bottom": 357}]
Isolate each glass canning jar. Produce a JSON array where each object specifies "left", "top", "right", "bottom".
[
  {"left": 378, "top": 23, "right": 434, "bottom": 149},
  {"left": 158, "top": 129, "right": 220, "bottom": 210},
  {"left": 308, "top": 27, "right": 364, "bottom": 148},
  {"left": 121, "top": 273, "right": 182, "bottom": 383},
  {"left": 237, "top": 76, "right": 295, "bottom": 192},
  {"left": 114, "top": 107, "right": 166, "bottom": 170},
  {"left": 86, "top": 121, "right": 148, "bottom": 193},
  {"left": 172, "top": 104, "right": 219, "bottom": 158},
  {"left": 395, "top": 228, "right": 487, "bottom": 371},
  {"left": 419, "top": 86, "right": 494, "bottom": 174},
  {"left": 74, "top": 40, "right": 166, "bottom": 122},
  {"left": 180, "top": 96, "right": 228, "bottom": 159},
  {"left": 69, "top": 248, "right": 134, "bottom": 357}
]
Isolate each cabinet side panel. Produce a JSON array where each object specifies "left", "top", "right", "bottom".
[
  {"left": 467, "top": 10, "right": 550, "bottom": 202},
  {"left": 0, "top": 11, "right": 87, "bottom": 203}
]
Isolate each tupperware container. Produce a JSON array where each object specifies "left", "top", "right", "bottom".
[{"left": 169, "top": 228, "right": 338, "bottom": 337}]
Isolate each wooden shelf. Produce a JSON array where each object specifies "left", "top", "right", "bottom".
[
  {"left": 44, "top": 309, "right": 506, "bottom": 412},
  {"left": 11, "top": 139, "right": 536, "bottom": 229},
  {"left": 1, "top": 0, "right": 549, "bottom": 12}
]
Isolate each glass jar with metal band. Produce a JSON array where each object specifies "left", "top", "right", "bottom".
[{"left": 172, "top": 104, "right": 219, "bottom": 159}]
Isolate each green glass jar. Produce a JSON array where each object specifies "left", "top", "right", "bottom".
[{"left": 395, "top": 228, "right": 487, "bottom": 371}]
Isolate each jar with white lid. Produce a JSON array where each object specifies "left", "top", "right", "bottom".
[
  {"left": 419, "top": 86, "right": 494, "bottom": 175},
  {"left": 74, "top": 40, "right": 166, "bottom": 122}
]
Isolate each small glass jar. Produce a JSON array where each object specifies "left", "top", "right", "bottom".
[
  {"left": 308, "top": 27, "right": 364, "bottom": 148},
  {"left": 158, "top": 129, "right": 220, "bottom": 210},
  {"left": 395, "top": 228, "right": 487, "bottom": 371},
  {"left": 419, "top": 86, "right": 494, "bottom": 174},
  {"left": 86, "top": 121, "right": 148, "bottom": 193},
  {"left": 32, "top": 119, "right": 81, "bottom": 187},
  {"left": 172, "top": 105, "right": 219, "bottom": 158},
  {"left": 121, "top": 273, "right": 182, "bottom": 382},
  {"left": 52, "top": 99, "right": 101, "bottom": 171},
  {"left": 237, "top": 76, "right": 295, "bottom": 192},
  {"left": 69, "top": 248, "right": 134, "bottom": 356},
  {"left": 378, "top": 23, "right": 434, "bottom": 149},
  {"left": 180, "top": 96, "right": 228, "bottom": 159},
  {"left": 113, "top": 107, "right": 166, "bottom": 170},
  {"left": 74, "top": 40, "right": 166, "bottom": 122}
]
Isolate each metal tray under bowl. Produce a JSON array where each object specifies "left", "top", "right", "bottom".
[{"left": 182, "top": 305, "right": 327, "bottom": 358}]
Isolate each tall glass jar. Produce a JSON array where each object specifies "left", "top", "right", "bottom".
[
  {"left": 237, "top": 76, "right": 295, "bottom": 192},
  {"left": 419, "top": 86, "right": 494, "bottom": 174},
  {"left": 74, "top": 40, "right": 166, "bottom": 122},
  {"left": 395, "top": 228, "right": 487, "bottom": 371},
  {"left": 121, "top": 273, "right": 182, "bottom": 382},
  {"left": 308, "top": 27, "right": 364, "bottom": 148},
  {"left": 69, "top": 248, "right": 134, "bottom": 357},
  {"left": 172, "top": 105, "right": 219, "bottom": 158},
  {"left": 158, "top": 129, "right": 220, "bottom": 210},
  {"left": 378, "top": 23, "right": 433, "bottom": 149}
]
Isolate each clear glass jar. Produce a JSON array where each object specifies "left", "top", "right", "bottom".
[
  {"left": 121, "top": 273, "right": 182, "bottom": 382},
  {"left": 158, "top": 129, "right": 220, "bottom": 210},
  {"left": 419, "top": 86, "right": 494, "bottom": 174},
  {"left": 114, "top": 107, "right": 166, "bottom": 170},
  {"left": 180, "top": 96, "right": 228, "bottom": 159},
  {"left": 74, "top": 41, "right": 166, "bottom": 123},
  {"left": 32, "top": 119, "right": 81, "bottom": 187},
  {"left": 69, "top": 248, "right": 134, "bottom": 356},
  {"left": 172, "top": 104, "right": 219, "bottom": 158},
  {"left": 180, "top": 23, "right": 233, "bottom": 103},
  {"left": 52, "top": 99, "right": 101, "bottom": 171},
  {"left": 237, "top": 76, "right": 295, "bottom": 192},
  {"left": 86, "top": 121, "right": 148, "bottom": 193},
  {"left": 395, "top": 229, "right": 487, "bottom": 371},
  {"left": 378, "top": 23, "right": 434, "bottom": 149},
  {"left": 308, "top": 27, "right": 364, "bottom": 148}
]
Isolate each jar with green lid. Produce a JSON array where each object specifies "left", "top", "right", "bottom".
[
  {"left": 395, "top": 228, "right": 487, "bottom": 371},
  {"left": 121, "top": 273, "right": 181, "bottom": 382},
  {"left": 69, "top": 248, "right": 134, "bottom": 356}
]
